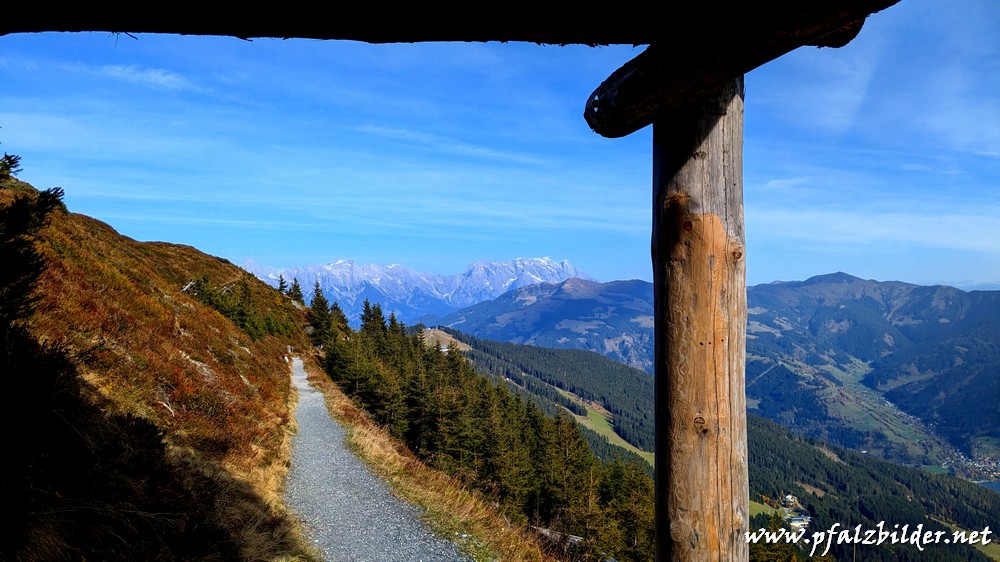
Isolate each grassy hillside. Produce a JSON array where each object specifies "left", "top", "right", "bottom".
[{"left": 2, "top": 179, "right": 316, "bottom": 560}]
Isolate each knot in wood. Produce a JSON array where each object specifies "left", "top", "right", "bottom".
[{"left": 729, "top": 241, "right": 744, "bottom": 261}]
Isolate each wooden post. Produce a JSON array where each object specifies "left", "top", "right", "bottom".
[{"left": 652, "top": 76, "right": 748, "bottom": 561}]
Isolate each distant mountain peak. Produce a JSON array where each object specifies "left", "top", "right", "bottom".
[
  {"left": 806, "top": 272, "right": 861, "bottom": 284},
  {"left": 244, "top": 257, "right": 588, "bottom": 324}
]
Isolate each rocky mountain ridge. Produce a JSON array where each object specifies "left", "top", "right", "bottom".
[{"left": 246, "top": 257, "right": 586, "bottom": 324}]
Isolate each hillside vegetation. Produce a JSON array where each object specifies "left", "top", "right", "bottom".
[
  {"left": 7, "top": 157, "right": 999, "bottom": 561},
  {"left": 1, "top": 177, "right": 316, "bottom": 560}
]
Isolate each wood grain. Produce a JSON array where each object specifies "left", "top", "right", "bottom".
[{"left": 652, "top": 77, "right": 748, "bottom": 561}]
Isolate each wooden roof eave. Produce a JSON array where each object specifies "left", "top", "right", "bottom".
[
  {"left": 3, "top": 3, "right": 890, "bottom": 47},
  {"left": 1, "top": 9, "right": 660, "bottom": 44},
  {"left": 585, "top": 0, "right": 901, "bottom": 138},
  {"left": 2, "top": 1, "right": 899, "bottom": 139}
]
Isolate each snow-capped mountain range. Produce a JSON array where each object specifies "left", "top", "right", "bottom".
[{"left": 244, "top": 257, "right": 588, "bottom": 324}]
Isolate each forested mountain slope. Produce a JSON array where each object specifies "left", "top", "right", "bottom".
[
  {"left": 747, "top": 273, "right": 1000, "bottom": 464},
  {"left": 749, "top": 415, "right": 999, "bottom": 561},
  {"left": 435, "top": 274, "right": 1000, "bottom": 470},
  {"left": 442, "top": 328, "right": 655, "bottom": 454},
  {"left": 436, "top": 278, "right": 654, "bottom": 372},
  {"left": 419, "top": 328, "right": 1000, "bottom": 560}
]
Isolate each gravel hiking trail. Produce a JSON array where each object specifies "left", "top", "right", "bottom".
[{"left": 285, "top": 358, "right": 468, "bottom": 561}]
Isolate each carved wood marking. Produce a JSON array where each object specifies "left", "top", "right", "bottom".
[{"left": 653, "top": 77, "right": 747, "bottom": 561}]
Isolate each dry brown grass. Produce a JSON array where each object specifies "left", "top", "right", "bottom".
[
  {"left": 6, "top": 180, "right": 548, "bottom": 560},
  {"left": 7, "top": 181, "right": 320, "bottom": 560},
  {"left": 300, "top": 355, "right": 556, "bottom": 562}
]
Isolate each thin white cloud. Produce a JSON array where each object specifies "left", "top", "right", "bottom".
[
  {"left": 354, "top": 125, "right": 546, "bottom": 165},
  {"left": 760, "top": 177, "right": 812, "bottom": 191},
  {"left": 749, "top": 35, "right": 880, "bottom": 136},
  {"left": 915, "top": 73, "right": 1000, "bottom": 157},
  {"left": 749, "top": 206, "right": 1000, "bottom": 254},
  {"left": 95, "top": 213, "right": 328, "bottom": 230},
  {"left": 87, "top": 64, "right": 202, "bottom": 92}
]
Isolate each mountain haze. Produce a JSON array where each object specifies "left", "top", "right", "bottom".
[
  {"left": 247, "top": 257, "right": 586, "bottom": 324},
  {"left": 437, "top": 278, "right": 654, "bottom": 372}
]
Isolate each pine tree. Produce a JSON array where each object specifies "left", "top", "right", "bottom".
[
  {"left": 308, "top": 281, "right": 332, "bottom": 345},
  {"left": 277, "top": 274, "right": 288, "bottom": 294},
  {"left": 482, "top": 386, "right": 534, "bottom": 516},
  {"left": 543, "top": 412, "right": 595, "bottom": 532},
  {"left": 600, "top": 457, "right": 654, "bottom": 562},
  {"left": 330, "top": 300, "right": 349, "bottom": 337},
  {"left": 0, "top": 135, "right": 22, "bottom": 183},
  {"left": 360, "top": 299, "right": 387, "bottom": 338},
  {"left": 287, "top": 277, "right": 304, "bottom": 304},
  {"left": 388, "top": 312, "right": 403, "bottom": 336}
]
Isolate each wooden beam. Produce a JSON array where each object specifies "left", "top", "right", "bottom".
[
  {"left": 1, "top": 3, "right": 892, "bottom": 47},
  {"left": 0, "top": 8, "right": 660, "bottom": 44},
  {"left": 652, "top": 77, "right": 747, "bottom": 561},
  {"left": 586, "top": 0, "right": 900, "bottom": 138}
]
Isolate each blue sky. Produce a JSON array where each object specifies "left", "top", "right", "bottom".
[{"left": 0, "top": 0, "right": 997, "bottom": 288}]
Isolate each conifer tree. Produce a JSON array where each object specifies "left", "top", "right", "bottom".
[
  {"left": 308, "top": 281, "right": 332, "bottom": 345},
  {"left": 542, "top": 412, "right": 595, "bottom": 532},
  {"left": 0, "top": 135, "right": 22, "bottom": 183},
  {"left": 355, "top": 299, "right": 383, "bottom": 366},
  {"left": 234, "top": 276, "right": 256, "bottom": 336},
  {"left": 388, "top": 312, "right": 403, "bottom": 336},
  {"left": 0, "top": 153, "right": 21, "bottom": 182},
  {"left": 360, "top": 299, "right": 388, "bottom": 338},
  {"left": 277, "top": 274, "right": 288, "bottom": 294},
  {"left": 330, "top": 300, "right": 349, "bottom": 337},
  {"left": 482, "top": 386, "right": 534, "bottom": 514},
  {"left": 287, "top": 277, "right": 304, "bottom": 304},
  {"left": 600, "top": 457, "right": 655, "bottom": 561}
]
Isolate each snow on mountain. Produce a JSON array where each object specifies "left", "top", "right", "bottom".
[{"left": 243, "top": 257, "right": 588, "bottom": 324}]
